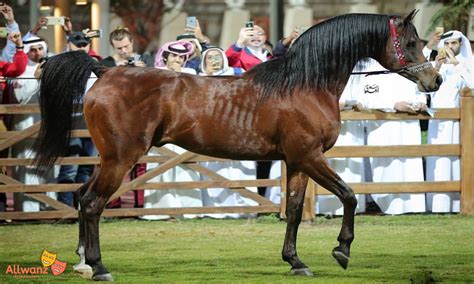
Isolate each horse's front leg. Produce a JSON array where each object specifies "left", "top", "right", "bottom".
[
  {"left": 281, "top": 166, "right": 313, "bottom": 276},
  {"left": 301, "top": 152, "right": 357, "bottom": 269}
]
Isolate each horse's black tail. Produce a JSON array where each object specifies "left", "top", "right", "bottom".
[{"left": 33, "top": 51, "right": 107, "bottom": 175}]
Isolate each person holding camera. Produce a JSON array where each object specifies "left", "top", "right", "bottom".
[
  {"left": 101, "top": 27, "right": 150, "bottom": 67},
  {"left": 101, "top": 28, "right": 152, "bottom": 209},
  {"left": 55, "top": 31, "right": 101, "bottom": 208},
  {"left": 0, "top": 30, "right": 27, "bottom": 213},
  {"left": 0, "top": 3, "right": 20, "bottom": 63},
  {"left": 176, "top": 17, "right": 211, "bottom": 73},
  {"left": 426, "top": 30, "right": 472, "bottom": 213},
  {"left": 226, "top": 23, "right": 285, "bottom": 198},
  {"left": 66, "top": 30, "right": 102, "bottom": 61},
  {"left": 226, "top": 24, "right": 269, "bottom": 71},
  {"left": 199, "top": 47, "right": 243, "bottom": 76},
  {"left": 225, "top": 23, "right": 286, "bottom": 71},
  {"left": 8, "top": 35, "right": 52, "bottom": 212}
]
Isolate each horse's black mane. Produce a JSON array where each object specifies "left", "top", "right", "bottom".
[{"left": 249, "top": 13, "right": 404, "bottom": 98}]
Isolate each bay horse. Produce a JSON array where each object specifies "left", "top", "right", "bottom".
[{"left": 34, "top": 11, "right": 441, "bottom": 281}]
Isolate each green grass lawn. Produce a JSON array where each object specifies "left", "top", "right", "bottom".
[{"left": 1, "top": 215, "right": 473, "bottom": 283}]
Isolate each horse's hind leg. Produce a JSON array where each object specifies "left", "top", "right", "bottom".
[
  {"left": 79, "top": 159, "right": 133, "bottom": 281},
  {"left": 73, "top": 177, "right": 95, "bottom": 278},
  {"left": 281, "top": 166, "right": 313, "bottom": 276},
  {"left": 301, "top": 152, "right": 357, "bottom": 270}
]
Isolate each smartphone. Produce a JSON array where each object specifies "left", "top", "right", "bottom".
[
  {"left": 45, "top": 16, "right": 65, "bottom": 26},
  {"left": 245, "top": 21, "right": 254, "bottom": 29},
  {"left": 435, "top": 26, "right": 444, "bottom": 35},
  {"left": 86, "top": 29, "right": 102, "bottom": 38},
  {"left": 186, "top": 16, "right": 197, "bottom": 28},
  {"left": 438, "top": 47, "right": 446, "bottom": 58},
  {"left": 0, "top": 27, "right": 8, "bottom": 38}
]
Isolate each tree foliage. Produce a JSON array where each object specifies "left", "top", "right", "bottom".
[
  {"left": 110, "top": 0, "right": 172, "bottom": 53},
  {"left": 427, "top": 0, "right": 472, "bottom": 35}
]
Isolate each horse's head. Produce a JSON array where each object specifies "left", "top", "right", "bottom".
[{"left": 379, "top": 10, "right": 442, "bottom": 92}]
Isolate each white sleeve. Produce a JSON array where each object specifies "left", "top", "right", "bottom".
[
  {"left": 422, "top": 46, "right": 432, "bottom": 60},
  {"left": 0, "top": 21, "right": 20, "bottom": 62}
]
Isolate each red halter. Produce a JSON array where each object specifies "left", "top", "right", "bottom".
[{"left": 389, "top": 17, "right": 406, "bottom": 66}]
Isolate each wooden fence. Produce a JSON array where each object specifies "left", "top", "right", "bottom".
[{"left": 0, "top": 89, "right": 472, "bottom": 220}]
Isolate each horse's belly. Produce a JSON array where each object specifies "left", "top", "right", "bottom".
[{"left": 172, "top": 137, "right": 280, "bottom": 161}]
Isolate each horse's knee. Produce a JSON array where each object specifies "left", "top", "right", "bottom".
[{"left": 342, "top": 191, "right": 357, "bottom": 208}]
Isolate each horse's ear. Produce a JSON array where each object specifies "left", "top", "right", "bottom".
[{"left": 403, "top": 9, "right": 418, "bottom": 25}]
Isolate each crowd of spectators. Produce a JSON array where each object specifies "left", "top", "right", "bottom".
[{"left": 0, "top": 5, "right": 471, "bottom": 218}]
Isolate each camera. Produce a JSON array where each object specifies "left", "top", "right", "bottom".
[
  {"left": 186, "top": 16, "right": 197, "bottom": 28},
  {"left": 245, "top": 21, "right": 254, "bottom": 29},
  {"left": 127, "top": 57, "right": 135, "bottom": 66},
  {"left": 437, "top": 47, "right": 446, "bottom": 58},
  {"left": 85, "top": 29, "right": 102, "bottom": 39},
  {"left": 45, "top": 16, "right": 65, "bottom": 26},
  {"left": 0, "top": 27, "right": 8, "bottom": 38}
]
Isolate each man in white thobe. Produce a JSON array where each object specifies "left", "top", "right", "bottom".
[
  {"left": 360, "top": 59, "right": 427, "bottom": 215},
  {"left": 426, "top": 30, "right": 472, "bottom": 213},
  {"left": 11, "top": 35, "right": 52, "bottom": 212}
]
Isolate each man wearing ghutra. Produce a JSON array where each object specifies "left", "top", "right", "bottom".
[
  {"left": 11, "top": 35, "right": 53, "bottom": 212},
  {"left": 426, "top": 30, "right": 472, "bottom": 213},
  {"left": 154, "top": 41, "right": 196, "bottom": 74}
]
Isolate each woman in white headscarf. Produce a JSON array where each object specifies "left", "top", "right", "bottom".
[
  {"left": 426, "top": 30, "right": 472, "bottom": 213},
  {"left": 199, "top": 47, "right": 244, "bottom": 76},
  {"left": 197, "top": 47, "right": 251, "bottom": 218}
]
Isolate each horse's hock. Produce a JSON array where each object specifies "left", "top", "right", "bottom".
[{"left": 0, "top": 88, "right": 473, "bottom": 220}]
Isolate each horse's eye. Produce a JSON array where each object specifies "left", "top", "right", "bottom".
[{"left": 406, "top": 41, "right": 417, "bottom": 48}]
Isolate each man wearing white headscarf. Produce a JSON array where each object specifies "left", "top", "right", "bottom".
[
  {"left": 426, "top": 30, "right": 472, "bottom": 213},
  {"left": 11, "top": 35, "right": 51, "bottom": 212}
]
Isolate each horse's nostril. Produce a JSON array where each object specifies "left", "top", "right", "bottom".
[{"left": 435, "top": 75, "right": 443, "bottom": 86}]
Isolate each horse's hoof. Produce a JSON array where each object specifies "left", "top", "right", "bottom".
[
  {"left": 73, "top": 263, "right": 93, "bottom": 279},
  {"left": 290, "top": 268, "right": 314, "bottom": 276},
  {"left": 332, "top": 248, "right": 350, "bottom": 270},
  {"left": 93, "top": 273, "right": 114, "bottom": 281}
]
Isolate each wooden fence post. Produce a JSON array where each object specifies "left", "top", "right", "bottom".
[
  {"left": 302, "top": 179, "right": 315, "bottom": 221},
  {"left": 460, "top": 88, "right": 474, "bottom": 215},
  {"left": 279, "top": 161, "right": 287, "bottom": 219}
]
